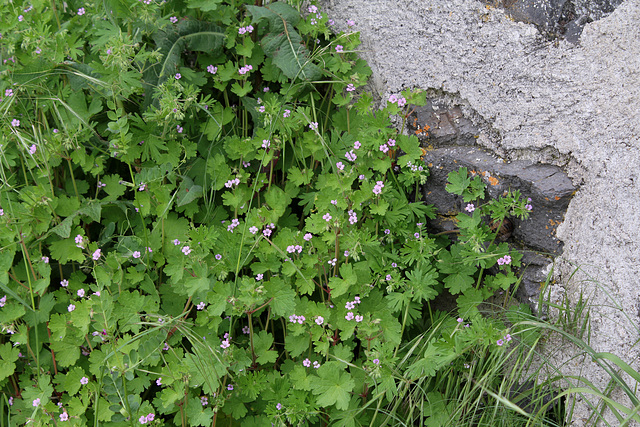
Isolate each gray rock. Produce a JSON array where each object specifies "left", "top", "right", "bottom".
[
  {"left": 479, "top": 0, "right": 624, "bottom": 41},
  {"left": 421, "top": 146, "right": 575, "bottom": 310}
]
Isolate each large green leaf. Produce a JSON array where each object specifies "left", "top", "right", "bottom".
[
  {"left": 246, "top": 3, "right": 322, "bottom": 82},
  {"left": 309, "top": 361, "right": 355, "bottom": 410},
  {"left": 144, "top": 20, "right": 226, "bottom": 109}
]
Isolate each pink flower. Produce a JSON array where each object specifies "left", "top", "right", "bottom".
[
  {"left": 322, "top": 213, "right": 332, "bottom": 222},
  {"left": 309, "top": 122, "right": 318, "bottom": 131},
  {"left": 77, "top": 289, "right": 85, "bottom": 298},
  {"left": 465, "top": 203, "right": 475, "bottom": 213},
  {"left": 11, "top": 119, "right": 19, "bottom": 127},
  {"left": 92, "top": 249, "right": 101, "bottom": 260},
  {"left": 335, "top": 45, "right": 344, "bottom": 53},
  {"left": 315, "top": 316, "right": 324, "bottom": 325},
  {"left": 80, "top": 377, "right": 88, "bottom": 385},
  {"left": 345, "top": 312, "right": 354, "bottom": 320},
  {"left": 346, "top": 84, "right": 355, "bottom": 92},
  {"left": 33, "top": 398, "right": 40, "bottom": 407},
  {"left": 175, "top": 73, "right": 181, "bottom": 79},
  {"left": 132, "top": 251, "right": 141, "bottom": 259},
  {"left": 170, "top": 16, "right": 178, "bottom": 23},
  {"left": 60, "top": 412, "right": 69, "bottom": 421},
  {"left": 197, "top": 302, "right": 206, "bottom": 310},
  {"left": 303, "top": 358, "right": 311, "bottom": 367},
  {"left": 207, "top": 65, "right": 217, "bottom": 74},
  {"left": 68, "top": 304, "right": 75, "bottom": 312},
  {"left": 182, "top": 246, "right": 191, "bottom": 255},
  {"left": 77, "top": 8, "right": 85, "bottom": 15},
  {"left": 379, "top": 144, "right": 389, "bottom": 153},
  {"left": 336, "top": 161, "right": 344, "bottom": 170},
  {"left": 303, "top": 233, "right": 312, "bottom": 241}
]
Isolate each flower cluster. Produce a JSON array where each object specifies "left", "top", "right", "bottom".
[
  {"left": 388, "top": 94, "right": 407, "bottom": 107},
  {"left": 224, "top": 177, "right": 240, "bottom": 188},
  {"left": 525, "top": 198, "right": 533, "bottom": 211},
  {"left": 207, "top": 65, "right": 217, "bottom": 74},
  {"left": 406, "top": 160, "right": 424, "bottom": 173},
  {"left": 289, "top": 314, "right": 306, "bottom": 324},
  {"left": 497, "top": 255, "right": 512, "bottom": 266},
  {"left": 238, "top": 25, "right": 254, "bottom": 34},
  {"left": 496, "top": 333, "right": 512, "bottom": 346},
  {"left": 286, "top": 244, "right": 303, "bottom": 254},
  {"left": 220, "top": 334, "right": 231, "bottom": 349},
  {"left": 0, "top": 295, "right": 6, "bottom": 307},
  {"left": 372, "top": 180, "right": 385, "bottom": 195},
  {"left": 139, "top": 413, "right": 155, "bottom": 424},
  {"left": 303, "top": 358, "right": 321, "bottom": 368},
  {"left": 238, "top": 64, "right": 253, "bottom": 75},
  {"left": 327, "top": 258, "right": 337, "bottom": 266},
  {"left": 227, "top": 218, "right": 240, "bottom": 232},
  {"left": 263, "top": 224, "right": 274, "bottom": 237},
  {"left": 348, "top": 209, "right": 358, "bottom": 225},
  {"left": 344, "top": 297, "right": 363, "bottom": 321}
]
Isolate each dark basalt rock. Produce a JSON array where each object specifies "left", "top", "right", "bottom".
[
  {"left": 479, "top": 0, "right": 624, "bottom": 43},
  {"left": 420, "top": 145, "right": 576, "bottom": 309}
]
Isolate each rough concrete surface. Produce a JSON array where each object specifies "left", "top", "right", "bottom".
[{"left": 318, "top": 0, "right": 640, "bottom": 424}]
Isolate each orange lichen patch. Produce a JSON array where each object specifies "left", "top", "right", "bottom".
[
  {"left": 548, "top": 219, "right": 562, "bottom": 226},
  {"left": 428, "top": 163, "right": 433, "bottom": 167},
  {"left": 555, "top": 196, "right": 560, "bottom": 201},
  {"left": 414, "top": 124, "right": 430, "bottom": 135},
  {"left": 487, "top": 176, "right": 499, "bottom": 186}
]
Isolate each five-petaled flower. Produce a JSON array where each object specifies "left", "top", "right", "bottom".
[
  {"left": 315, "top": 316, "right": 324, "bottom": 325},
  {"left": 497, "top": 255, "right": 512, "bottom": 266},
  {"left": 335, "top": 45, "right": 344, "bottom": 53},
  {"left": 170, "top": 16, "right": 178, "bottom": 23},
  {"left": 465, "top": 203, "right": 475, "bottom": 213},
  {"left": 11, "top": 119, "right": 19, "bottom": 127},
  {"left": 77, "top": 8, "right": 85, "bottom": 15},
  {"left": 80, "top": 377, "right": 88, "bottom": 385},
  {"left": 182, "top": 246, "right": 192, "bottom": 255}
]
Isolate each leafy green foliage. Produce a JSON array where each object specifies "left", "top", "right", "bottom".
[{"left": 0, "top": 0, "right": 538, "bottom": 425}]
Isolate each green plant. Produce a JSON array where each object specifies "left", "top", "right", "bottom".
[{"left": 0, "top": 0, "right": 539, "bottom": 425}]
